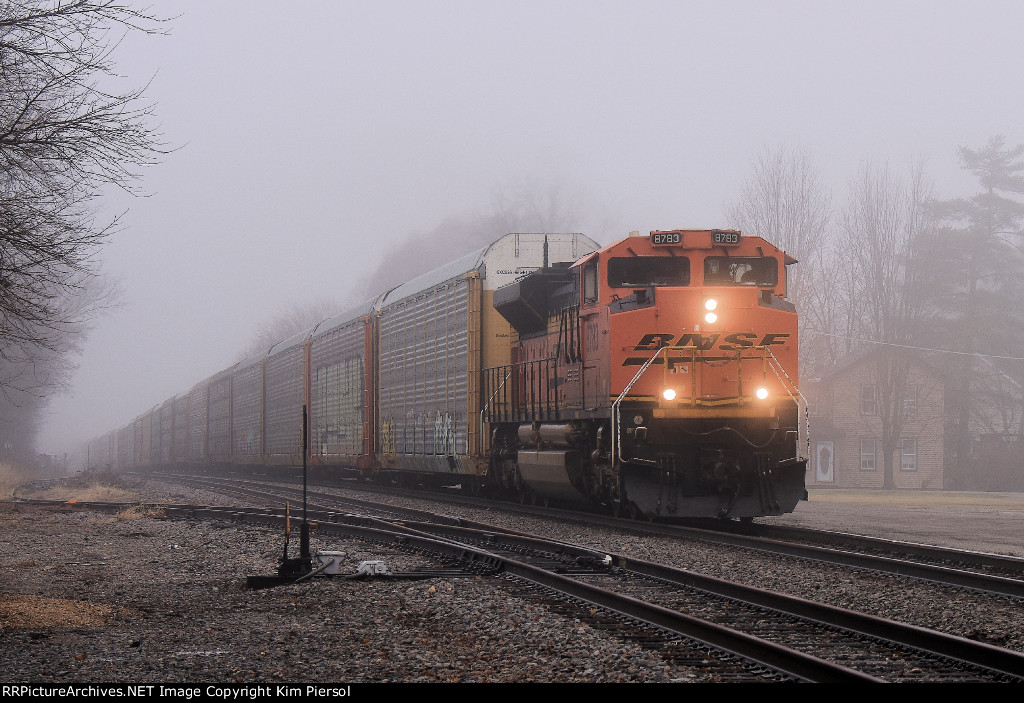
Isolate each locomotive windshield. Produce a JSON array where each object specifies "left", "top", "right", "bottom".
[
  {"left": 607, "top": 256, "right": 690, "bottom": 287},
  {"left": 703, "top": 256, "right": 778, "bottom": 286}
]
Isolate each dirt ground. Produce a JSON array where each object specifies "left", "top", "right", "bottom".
[{"left": 765, "top": 488, "right": 1024, "bottom": 557}]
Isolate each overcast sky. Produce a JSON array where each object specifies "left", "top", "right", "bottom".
[{"left": 39, "top": 1, "right": 1024, "bottom": 455}]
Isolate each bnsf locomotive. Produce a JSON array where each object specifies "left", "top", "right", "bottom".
[{"left": 83, "top": 230, "right": 807, "bottom": 520}]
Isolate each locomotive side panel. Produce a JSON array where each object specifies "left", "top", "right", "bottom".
[{"left": 581, "top": 294, "right": 611, "bottom": 413}]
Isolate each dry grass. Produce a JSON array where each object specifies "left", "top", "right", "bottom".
[
  {"left": 4, "top": 466, "right": 142, "bottom": 503},
  {"left": 0, "top": 595, "right": 129, "bottom": 629},
  {"left": 32, "top": 483, "right": 138, "bottom": 503},
  {"left": 115, "top": 505, "right": 166, "bottom": 521},
  {"left": 0, "top": 462, "right": 29, "bottom": 500}
]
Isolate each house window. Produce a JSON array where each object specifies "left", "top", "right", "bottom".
[
  {"left": 861, "top": 385, "right": 876, "bottom": 415},
  {"left": 860, "top": 438, "right": 876, "bottom": 470},
  {"left": 901, "top": 438, "right": 917, "bottom": 471},
  {"left": 903, "top": 385, "right": 917, "bottom": 417}
]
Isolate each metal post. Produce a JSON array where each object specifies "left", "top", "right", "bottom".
[{"left": 300, "top": 404, "right": 310, "bottom": 561}]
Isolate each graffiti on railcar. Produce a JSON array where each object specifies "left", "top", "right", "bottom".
[{"left": 434, "top": 411, "right": 455, "bottom": 456}]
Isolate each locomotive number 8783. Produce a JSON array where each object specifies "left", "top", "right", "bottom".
[{"left": 484, "top": 228, "right": 807, "bottom": 519}]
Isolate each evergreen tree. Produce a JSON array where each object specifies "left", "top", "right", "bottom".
[{"left": 918, "top": 136, "right": 1024, "bottom": 481}]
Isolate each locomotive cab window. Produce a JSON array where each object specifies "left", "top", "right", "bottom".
[
  {"left": 607, "top": 256, "right": 690, "bottom": 288},
  {"left": 583, "top": 259, "right": 599, "bottom": 305},
  {"left": 703, "top": 256, "right": 778, "bottom": 286}
]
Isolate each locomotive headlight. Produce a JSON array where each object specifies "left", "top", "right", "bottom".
[
  {"left": 755, "top": 387, "right": 769, "bottom": 400},
  {"left": 662, "top": 388, "right": 677, "bottom": 401},
  {"left": 703, "top": 299, "right": 718, "bottom": 324}
]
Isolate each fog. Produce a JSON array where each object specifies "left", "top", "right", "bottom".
[{"left": 38, "top": 1, "right": 1024, "bottom": 455}]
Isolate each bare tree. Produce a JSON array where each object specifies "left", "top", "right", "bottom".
[
  {"left": 239, "top": 180, "right": 597, "bottom": 363},
  {"left": 487, "top": 177, "right": 588, "bottom": 237},
  {"left": 839, "top": 160, "right": 931, "bottom": 488},
  {"left": 727, "top": 145, "right": 832, "bottom": 303},
  {"left": 726, "top": 145, "right": 833, "bottom": 375},
  {"left": 0, "top": 1, "right": 165, "bottom": 379},
  {"left": 240, "top": 298, "right": 340, "bottom": 359},
  {"left": 0, "top": 2, "right": 164, "bottom": 466},
  {"left": 355, "top": 178, "right": 595, "bottom": 298},
  {"left": 797, "top": 242, "right": 854, "bottom": 376}
]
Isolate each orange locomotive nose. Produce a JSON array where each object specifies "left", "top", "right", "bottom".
[{"left": 610, "top": 285, "right": 798, "bottom": 409}]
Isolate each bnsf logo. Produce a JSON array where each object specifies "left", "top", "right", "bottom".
[
  {"left": 622, "top": 333, "right": 790, "bottom": 368},
  {"left": 622, "top": 332, "right": 790, "bottom": 365}
]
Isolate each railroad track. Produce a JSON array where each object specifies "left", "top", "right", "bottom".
[
  {"left": 403, "top": 518, "right": 1024, "bottom": 682},
  {"left": 741, "top": 521, "right": 1024, "bottom": 579},
  {"left": 150, "top": 472, "right": 1024, "bottom": 599},
  {"left": 20, "top": 474, "right": 1024, "bottom": 682}
]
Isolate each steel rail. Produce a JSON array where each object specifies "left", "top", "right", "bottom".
[
  {"left": 741, "top": 522, "right": 1024, "bottom": 574},
  {"left": 381, "top": 519, "right": 1024, "bottom": 682},
  {"left": 634, "top": 521, "right": 1024, "bottom": 600},
  {"left": 152, "top": 472, "right": 1024, "bottom": 599},
  {"left": 30, "top": 496, "right": 1024, "bottom": 680},
  {"left": 24, "top": 498, "right": 876, "bottom": 683}
]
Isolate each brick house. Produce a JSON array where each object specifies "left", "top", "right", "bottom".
[{"left": 804, "top": 353, "right": 945, "bottom": 489}]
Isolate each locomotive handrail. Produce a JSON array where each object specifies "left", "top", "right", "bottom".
[
  {"left": 481, "top": 357, "right": 560, "bottom": 424},
  {"left": 766, "top": 348, "right": 810, "bottom": 461},
  {"left": 611, "top": 346, "right": 668, "bottom": 466},
  {"left": 479, "top": 370, "right": 512, "bottom": 452}
]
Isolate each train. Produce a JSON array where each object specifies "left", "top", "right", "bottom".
[{"left": 81, "top": 230, "right": 808, "bottom": 520}]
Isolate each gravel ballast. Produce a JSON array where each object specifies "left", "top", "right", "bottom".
[{"left": 3, "top": 478, "right": 1024, "bottom": 683}]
